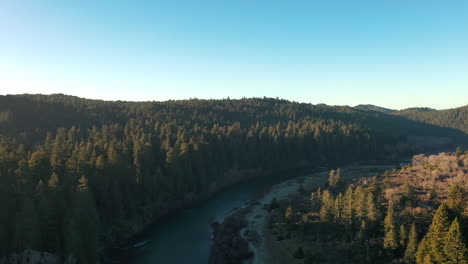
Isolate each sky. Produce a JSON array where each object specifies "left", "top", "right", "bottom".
[{"left": 1, "top": 0, "right": 468, "bottom": 110}]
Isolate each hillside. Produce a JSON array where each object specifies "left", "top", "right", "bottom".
[
  {"left": 257, "top": 151, "right": 467, "bottom": 264},
  {"left": 394, "top": 105, "right": 468, "bottom": 134},
  {"left": 0, "top": 94, "right": 466, "bottom": 262},
  {"left": 354, "top": 104, "right": 396, "bottom": 113}
]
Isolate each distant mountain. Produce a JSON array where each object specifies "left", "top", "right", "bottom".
[
  {"left": 394, "top": 105, "right": 468, "bottom": 134},
  {"left": 354, "top": 104, "right": 396, "bottom": 113}
]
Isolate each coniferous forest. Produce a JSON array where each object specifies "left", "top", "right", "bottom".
[
  {"left": 265, "top": 151, "right": 467, "bottom": 264},
  {"left": 0, "top": 94, "right": 467, "bottom": 263}
]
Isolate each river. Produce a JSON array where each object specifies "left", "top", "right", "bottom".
[{"left": 125, "top": 168, "right": 315, "bottom": 264}]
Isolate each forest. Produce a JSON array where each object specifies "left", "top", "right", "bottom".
[
  {"left": 265, "top": 151, "right": 467, "bottom": 263},
  {"left": 0, "top": 94, "right": 466, "bottom": 263}
]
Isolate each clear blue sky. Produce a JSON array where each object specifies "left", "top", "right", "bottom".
[{"left": 1, "top": 0, "right": 467, "bottom": 109}]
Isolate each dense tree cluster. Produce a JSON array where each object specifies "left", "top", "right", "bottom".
[
  {"left": 268, "top": 153, "right": 467, "bottom": 264},
  {"left": 394, "top": 105, "right": 468, "bottom": 134},
  {"left": 0, "top": 94, "right": 465, "bottom": 262}
]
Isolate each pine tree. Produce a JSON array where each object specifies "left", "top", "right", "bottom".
[
  {"left": 48, "top": 172, "right": 60, "bottom": 189},
  {"left": 354, "top": 186, "right": 366, "bottom": 221},
  {"left": 328, "top": 169, "right": 336, "bottom": 187},
  {"left": 383, "top": 202, "right": 398, "bottom": 250},
  {"left": 400, "top": 224, "right": 407, "bottom": 247},
  {"left": 426, "top": 203, "right": 451, "bottom": 263},
  {"left": 343, "top": 186, "right": 354, "bottom": 226},
  {"left": 335, "top": 168, "right": 342, "bottom": 187},
  {"left": 334, "top": 193, "right": 343, "bottom": 222},
  {"left": 416, "top": 237, "right": 429, "bottom": 264},
  {"left": 67, "top": 177, "right": 100, "bottom": 263},
  {"left": 443, "top": 218, "right": 468, "bottom": 264},
  {"left": 365, "top": 191, "right": 378, "bottom": 224},
  {"left": 446, "top": 184, "right": 466, "bottom": 216},
  {"left": 404, "top": 223, "right": 418, "bottom": 264},
  {"left": 320, "top": 190, "right": 334, "bottom": 222}
]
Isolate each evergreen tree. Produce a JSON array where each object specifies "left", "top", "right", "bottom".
[
  {"left": 383, "top": 202, "right": 398, "bottom": 250},
  {"left": 400, "top": 224, "right": 408, "bottom": 247},
  {"left": 443, "top": 218, "right": 468, "bottom": 264},
  {"left": 68, "top": 177, "right": 100, "bottom": 263},
  {"left": 426, "top": 203, "right": 451, "bottom": 263},
  {"left": 404, "top": 223, "right": 418, "bottom": 264},
  {"left": 446, "top": 184, "right": 466, "bottom": 216},
  {"left": 335, "top": 168, "right": 343, "bottom": 187},
  {"left": 320, "top": 190, "right": 334, "bottom": 222},
  {"left": 48, "top": 172, "right": 60, "bottom": 189},
  {"left": 334, "top": 193, "right": 343, "bottom": 222},
  {"left": 365, "top": 191, "right": 378, "bottom": 223},
  {"left": 416, "top": 237, "right": 429, "bottom": 264},
  {"left": 328, "top": 169, "right": 336, "bottom": 187},
  {"left": 354, "top": 186, "right": 366, "bottom": 221},
  {"left": 343, "top": 186, "right": 354, "bottom": 226}
]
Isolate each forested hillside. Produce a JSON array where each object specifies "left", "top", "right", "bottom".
[
  {"left": 265, "top": 151, "right": 467, "bottom": 263},
  {"left": 0, "top": 94, "right": 466, "bottom": 263},
  {"left": 354, "top": 104, "right": 396, "bottom": 113},
  {"left": 394, "top": 105, "right": 468, "bottom": 134}
]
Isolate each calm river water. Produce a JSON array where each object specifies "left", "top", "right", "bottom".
[{"left": 128, "top": 168, "right": 315, "bottom": 264}]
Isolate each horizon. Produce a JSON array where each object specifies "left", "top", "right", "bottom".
[
  {"left": 1, "top": 1, "right": 468, "bottom": 109},
  {"left": 2, "top": 92, "right": 466, "bottom": 111}
]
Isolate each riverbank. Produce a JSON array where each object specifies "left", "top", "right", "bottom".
[
  {"left": 223, "top": 164, "right": 397, "bottom": 264},
  {"left": 106, "top": 164, "right": 327, "bottom": 263}
]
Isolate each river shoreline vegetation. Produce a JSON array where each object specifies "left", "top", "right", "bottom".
[
  {"left": 0, "top": 94, "right": 467, "bottom": 263},
  {"left": 263, "top": 151, "right": 467, "bottom": 264}
]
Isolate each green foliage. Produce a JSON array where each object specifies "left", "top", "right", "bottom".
[
  {"left": 416, "top": 237, "right": 429, "bottom": 264},
  {"left": 320, "top": 190, "right": 334, "bottom": 222},
  {"left": 400, "top": 224, "right": 407, "bottom": 247},
  {"left": 426, "top": 203, "right": 451, "bottom": 263},
  {"left": 443, "top": 218, "right": 468, "bottom": 264},
  {"left": 365, "top": 191, "right": 378, "bottom": 223},
  {"left": 446, "top": 184, "right": 466, "bottom": 216},
  {"left": 48, "top": 172, "right": 60, "bottom": 189},
  {"left": 404, "top": 223, "right": 418, "bottom": 264},
  {"left": 395, "top": 105, "right": 468, "bottom": 134},
  {"left": 0, "top": 95, "right": 466, "bottom": 260},
  {"left": 384, "top": 203, "right": 398, "bottom": 250},
  {"left": 343, "top": 186, "right": 354, "bottom": 226}
]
